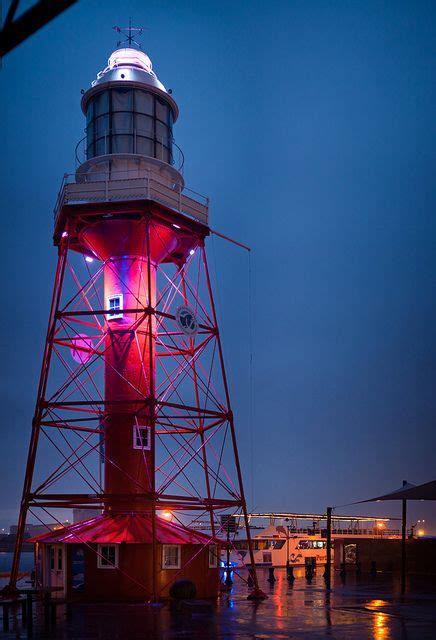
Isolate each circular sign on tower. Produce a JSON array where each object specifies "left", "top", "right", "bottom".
[{"left": 175, "top": 305, "right": 198, "bottom": 336}]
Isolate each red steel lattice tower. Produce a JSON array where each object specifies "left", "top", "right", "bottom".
[{"left": 9, "top": 44, "right": 265, "bottom": 601}]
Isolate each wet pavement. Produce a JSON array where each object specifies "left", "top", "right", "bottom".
[{"left": 1, "top": 568, "right": 436, "bottom": 639}]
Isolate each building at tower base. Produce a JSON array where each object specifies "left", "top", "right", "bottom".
[{"left": 30, "top": 514, "right": 221, "bottom": 601}]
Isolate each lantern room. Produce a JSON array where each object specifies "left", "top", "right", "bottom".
[{"left": 78, "top": 47, "right": 182, "bottom": 185}]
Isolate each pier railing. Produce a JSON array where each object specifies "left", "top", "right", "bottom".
[
  {"left": 256, "top": 527, "right": 402, "bottom": 537},
  {"left": 53, "top": 170, "right": 209, "bottom": 228}
]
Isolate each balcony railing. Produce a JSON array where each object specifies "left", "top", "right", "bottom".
[{"left": 54, "top": 170, "right": 209, "bottom": 228}]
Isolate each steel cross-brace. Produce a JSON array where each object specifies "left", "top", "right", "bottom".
[{"left": 1, "top": 0, "right": 77, "bottom": 58}]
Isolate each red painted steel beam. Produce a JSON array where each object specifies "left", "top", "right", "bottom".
[{"left": 9, "top": 245, "right": 68, "bottom": 589}]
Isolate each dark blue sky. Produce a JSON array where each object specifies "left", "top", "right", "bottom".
[{"left": 1, "top": 0, "right": 435, "bottom": 531}]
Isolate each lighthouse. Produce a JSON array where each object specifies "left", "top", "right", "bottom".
[{"left": 9, "top": 37, "right": 265, "bottom": 602}]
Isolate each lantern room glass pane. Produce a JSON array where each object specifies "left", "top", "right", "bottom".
[
  {"left": 136, "top": 137, "right": 154, "bottom": 156},
  {"left": 135, "top": 90, "right": 154, "bottom": 115},
  {"left": 156, "top": 121, "right": 170, "bottom": 147},
  {"left": 87, "top": 121, "right": 94, "bottom": 139},
  {"left": 112, "top": 134, "right": 133, "bottom": 153},
  {"left": 155, "top": 98, "right": 169, "bottom": 123},
  {"left": 95, "top": 138, "right": 106, "bottom": 156},
  {"left": 134, "top": 113, "right": 153, "bottom": 137},
  {"left": 95, "top": 114, "right": 109, "bottom": 137},
  {"left": 112, "top": 88, "right": 133, "bottom": 111},
  {"left": 113, "top": 111, "right": 132, "bottom": 134},
  {"left": 86, "top": 103, "right": 94, "bottom": 125},
  {"left": 86, "top": 122, "right": 94, "bottom": 158},
  {"left": 155, "top": 143, "right": 170, "bottom": 163},
  {"left": 94, "top": 91, "right": 109, "bottom": 116}
]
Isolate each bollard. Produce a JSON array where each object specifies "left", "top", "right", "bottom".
[
  {"left": 225, "top": 566, "right": 233, "bottom": 587},
  {"left": 66, "top": 602, "right": 73, "bottom": 621},
  {"left": 267, "top": 567, "right": 276, "bottom": 584},
  {"left": 339, "top": 562, "right": 346, "bottom": 583},
  {"left": 305, "top": 566, "right": 313, "bottom": 583},
  {"left": 305, "top": 559, "right": 314, "bottom": 579},
  {"left": 21, "top": 597, "right": 27, "bottom": 625},
  {"left": 247, "top": 567, "right": 254, "bottom": 588},
  {"left": 26, "top": 592, "right": 33, "bottom": 631},
  {"left": 2, "top": 603, "right": 10, "bottom": 632},
  {"left": 44, "top": 593, "right": 51, "bottom": 625},
  {"left": 287, "top": 564, "right": 295, "bottom": 582}
]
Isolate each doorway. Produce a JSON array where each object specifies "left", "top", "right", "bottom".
[{"left": 47, "top": 544, "right": 65, "bottom": 597}]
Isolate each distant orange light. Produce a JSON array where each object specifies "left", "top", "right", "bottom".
[
  {"left": 162, "top": 510, "right": 172, "bottom": 521},
  {"left": 376, "top": 522, "right": 385, "bottom": 529},
  {"left": 417, "top": 529, "right": 425, "bottom": 537}
]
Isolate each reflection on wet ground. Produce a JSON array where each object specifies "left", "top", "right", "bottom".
[{"left": 2, "top": 567, "right": 436, "bottom": 639}]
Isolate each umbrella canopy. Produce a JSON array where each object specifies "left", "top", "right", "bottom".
[
  {"left": 27, "top": 513, "right": 223, "bottom": 545},
  {"left": 357, "top": 480, "right": 436, "bottom": 503}
]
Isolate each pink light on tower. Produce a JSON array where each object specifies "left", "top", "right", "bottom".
[{"left": 9, "top": 34, "right": 266, "bottom": 603}]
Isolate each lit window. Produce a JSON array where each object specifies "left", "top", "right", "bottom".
[
  {"left": 97, "top": 544, "right": 118, "bottom": 569},
  {"left": 208, "top": 544, "right": 218, "bottom": 568},
  {"left": 107, "top": 294, "right": 123, "bottom": 320},
  {"left": 133, "top": 425, "right": 151, "bottom": 450},
  {"left": 162, "top": 544, "right": 180, "bottom": 569}
]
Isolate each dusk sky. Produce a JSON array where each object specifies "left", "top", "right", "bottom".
[{"left": 0, "top": 1, "right": 435, "bottom": 532}]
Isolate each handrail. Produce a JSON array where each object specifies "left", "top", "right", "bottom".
[
  {"left": 53, "top": 170, "right": 209, "bottom": 228},
  {"left": 75, "top": 134, "right": 86, "bottom": 166}
]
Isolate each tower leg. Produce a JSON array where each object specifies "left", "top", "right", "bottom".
[
  {"left": 201, "top": 246, "right": 267, "bottom": 600},
  {"left": 7, "top": 244, "right": 68, "bottom": 592}
]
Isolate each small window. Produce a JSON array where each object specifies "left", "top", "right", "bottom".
[
  {"left": 208, "top": 544, "right": 218, "bottom": 568},
  {"left": 272, "top": 540, "right": 285, "bottom": 550},
  {"left": 57, "top": 547, "right": 63, "bottom": 571},
  {"left": 50, "top": 547, "right": 55, "bottom": 570},
  {"left": 297, "top": 540, "right": 311, "bottom": 550},
  {"left": 162, "top": 544, "right": 180, "bottom": 569},
  {"left": 107, "top": 294, "right": 123, "bottom": 320},
  {"left": 97, "top": 544, "right": 119, "bottom": 569},
  {"left": 133, "top": 425, "right": 151, "bottom": 450}
]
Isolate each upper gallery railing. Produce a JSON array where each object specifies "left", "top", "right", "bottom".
[{"left": 54, "top": 170, "right": 209, "bottom": 227}]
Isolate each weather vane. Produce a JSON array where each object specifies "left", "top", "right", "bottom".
[{"left": 113, "top": 18, "right": 144, "bottom": 49}]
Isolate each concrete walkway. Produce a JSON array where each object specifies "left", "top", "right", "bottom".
[{"left": 2, "top": 568, "right": 436, "bottom": 638}]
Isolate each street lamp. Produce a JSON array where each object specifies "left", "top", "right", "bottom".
[{"left": 410, "top": 519, "right": 425, "bottom": 538}]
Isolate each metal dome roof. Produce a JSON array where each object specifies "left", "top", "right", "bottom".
[
  {"left": 81, "top": 47, "right": 179, "bottom": 120},
  {"left": 91, "top": 48, "right": 167, "bottom": 92}
]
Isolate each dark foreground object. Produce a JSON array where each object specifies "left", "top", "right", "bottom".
[
  {"left": 1, "top": 568, "right": 436, "bottom": 639},
  {"left": 169, "top": 579, "right": 196, "bottom": 600}
]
